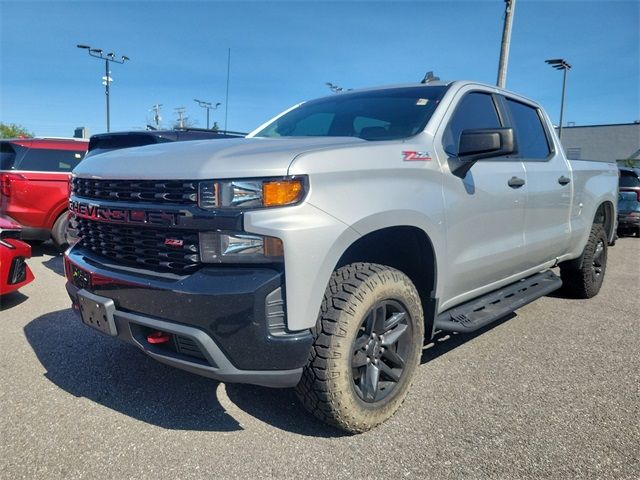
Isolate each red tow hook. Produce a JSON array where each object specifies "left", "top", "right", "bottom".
[{"left": 147, "top": 331, "right": 172, "bottom": 344}]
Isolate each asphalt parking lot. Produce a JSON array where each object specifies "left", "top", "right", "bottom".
[{"left": 0, "top": 238, "right": 638, "bottom": 479}]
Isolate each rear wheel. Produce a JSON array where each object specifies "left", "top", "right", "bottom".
[
  {"left": 51, "top": 213, "right": 69, "bottom": 251},
  {"left": 295, "top": 263, "right": 424, "bottom": 433},
  {"left": 560, "top": 224, "right": 608, "bottom": 298}
]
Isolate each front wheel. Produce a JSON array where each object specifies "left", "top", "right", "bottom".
[
  {"left": 560, "top": 224, "right": 608, "bottom": 298},
  {"left": 295, "top": 263, "right": 424, "bottom": 433}
]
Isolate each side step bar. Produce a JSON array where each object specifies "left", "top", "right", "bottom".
[{"left": 435, "top": 270, "right": 562, "bottom": 333}]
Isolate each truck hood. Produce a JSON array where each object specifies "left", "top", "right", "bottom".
[{"left": 73, "top": 136, "right": 366, "bottom": 180}]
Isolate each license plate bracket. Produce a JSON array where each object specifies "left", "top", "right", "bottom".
[{"left": 77, "top": 289, "right": 117, "bottom": 336}]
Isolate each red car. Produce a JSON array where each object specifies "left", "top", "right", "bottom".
[
  {"left": 0, "top": 137, "right": 88, "bottom": 249},
  {"left": 0, "top": 218, "right": 34, "bottom": 295}
]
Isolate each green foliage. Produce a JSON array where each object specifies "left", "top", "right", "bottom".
[
  {"left": 0, "top": 122, "right": 33, "bottom": 139},
  {"left": 620, "top": 158, "right": 638, "bottom": 168}
]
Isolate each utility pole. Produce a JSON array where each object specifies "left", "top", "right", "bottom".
[
  {"left": 496, "top": 0, "right": 516, "bottom": 88},
  {"left": 150, "top": 104, "right": 162, "bottom": 129},
  {"left": 77, "top": 45, "right": 130, "bottom": 132},
  {"left": 175, "top": 107, "right": 186, "bottom": 129}
]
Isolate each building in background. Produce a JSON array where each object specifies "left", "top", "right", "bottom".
[{"left": 558, "top": 122, "right": 640, "bottom": 167}]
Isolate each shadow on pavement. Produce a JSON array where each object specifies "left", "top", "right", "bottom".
[
  {"left": 24, "top": 306, "right": 520, "bottom": 436},
  {"left": 23, "top": 308, "right": 344, "bottom": 436},
  {"left": 0, "top": 291, "right": 29, "bottom": 311},
  {"left": 28, "top": 241, "right": 65, "bottom": 276},
  {"left": 421, "top": 312, "right": 516, "bottom": 364}
]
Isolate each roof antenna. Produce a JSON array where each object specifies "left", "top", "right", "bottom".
[{"left": 421, "top": 71, "right": 440, "bottom": 84}]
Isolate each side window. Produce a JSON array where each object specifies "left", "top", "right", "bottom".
[
  {"left": 443, "top": 92, "right": 501, "bottom": 155},
  {"left": 18, "top": 148, "right": 85, "bottom": 172},
  {"left": 505, "top": 99, "right": 551, "bottom": 159}
]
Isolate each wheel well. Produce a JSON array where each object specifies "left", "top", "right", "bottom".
[
  {"left": 594, "top": 201, "right": 614, "bottom": 243},
  {"left": 335, "top": 226, "right": 437, "bottom": 336}
]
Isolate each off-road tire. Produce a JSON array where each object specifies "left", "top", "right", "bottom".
[
  {"left": 559, "top": 224, "right": 608, "bottom": 298},
  {"left": 51, "top": 213, "right": 69, "bottom": 251},
  {"left": 295, "top": 263, "right": 424, "bottom": 433}
]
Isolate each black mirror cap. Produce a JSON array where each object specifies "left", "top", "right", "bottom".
[
  {"left": 452, "top": 128, "right": 516, "bottom": 177},
  {"left": 458, "top": 127, "right": 516, "bottom": 161}
]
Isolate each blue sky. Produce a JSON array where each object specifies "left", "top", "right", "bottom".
[{"left": 1, "top": 0, "right": 638, "bottom": 137}]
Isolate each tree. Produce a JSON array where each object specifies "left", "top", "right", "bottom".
[
  {"left": 620, "top": 157, "right": 639, "bottom": 168},
  {"left": 0, "top": 122, "right": 33, "bottom": 139}
]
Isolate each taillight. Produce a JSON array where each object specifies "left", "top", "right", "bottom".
[{"left": 0, "top": 173, "right": 26, "bottom": 197}]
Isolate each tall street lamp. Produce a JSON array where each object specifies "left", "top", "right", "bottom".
[
  {"left": 77, "top": 44, "right": 130, "bottom": 132},
  {"left": 545, "top": 58, "right": 571, "bottom": 140},
  {"left": 193, "top": 99, "right": 221, "bottom": 129}
]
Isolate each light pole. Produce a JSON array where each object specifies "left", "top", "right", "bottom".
[
  {"left": 193, "top": 99, "right": 221, "bottom": 129},
  {"left": 545, "top": 58, "right": 571, "bottom": 140},
  {"left": 325, "top": 82, "right": 344, "bottom": 93},
  {"left": 77, "top": 44, "right": 130, "bottom": 132}
]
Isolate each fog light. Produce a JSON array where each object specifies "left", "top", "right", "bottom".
[{"left": 199, "top": 232, "right": 283, "bottom": 263}]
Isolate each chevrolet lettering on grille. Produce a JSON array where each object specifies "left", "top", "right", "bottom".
[{"left": 69, "top": 200, "right": 184, "bottom": 226}]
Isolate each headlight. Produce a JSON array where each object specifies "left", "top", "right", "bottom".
[
  {"left": 199, "top": 232, "right": 284, "bottom": 263},
  {"left": 198, "top": 176, "right": 306, "bottom": 210}
]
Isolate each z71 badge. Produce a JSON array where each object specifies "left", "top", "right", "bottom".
[{"left": 402, "top": 151, "right": 432, "bottom": 161}]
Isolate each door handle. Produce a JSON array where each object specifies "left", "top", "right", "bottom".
[
  {"left": 508, "top": 176, "right": 525, "bottom": 188},
  {"left": 558, "top": 175, "right": 571, "bottom": 185}
]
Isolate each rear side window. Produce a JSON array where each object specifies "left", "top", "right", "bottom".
[
  {"left": 619, "top": 171, "right": 640, "bottom": 188},
  {"left": 18, "top": 148, "right": 85, "bottom": 172},
  {"left": 0, "top": 142, "right": 18, "bottom": 170},
  {"left": 505, "top": 99, "right": 551, "bottom": 159},
  {"left": 443, "top": 92, "right": 501, "bottom": 155}
]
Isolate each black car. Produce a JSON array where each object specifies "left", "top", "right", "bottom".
[{"left": 85, "top": 128, "right": 246, "bottom": 158}]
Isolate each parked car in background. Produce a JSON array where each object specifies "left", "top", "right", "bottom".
[
  {"left": 617, "top": 191, "right": 640, "bottom": 237},
  {"left": 0, "top": 137, "right": 88, "bottom": 249},
  {"left": 0, "top": 218, "right": 34, "bottom": 295},
  {"left": 618, "top": 167, "right": 640, "bottom": 202},
  {"left": 85, "top": 128, "right": 246, "bottom": 158}
]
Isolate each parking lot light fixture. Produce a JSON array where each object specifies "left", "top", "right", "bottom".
[
  {"left": 194, "top": 99, "right": 221, "bottom": 130},
  {"left": 545, "top": 58, "right": 572, "bottom": 140},
  {"left": 77, "top": 44, "right": 130, "bottom": 132}
]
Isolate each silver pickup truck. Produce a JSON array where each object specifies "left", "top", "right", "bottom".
[{"left": 65, "top": 80, "right": 618, "bottom": 432}]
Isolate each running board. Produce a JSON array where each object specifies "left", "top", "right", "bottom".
[{"left": 435, "top": 270, "right": 562, "bottom": 333}]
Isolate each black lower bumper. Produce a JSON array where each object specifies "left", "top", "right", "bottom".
[{"left": 64, "top": 247, "right": 313, "bottom": 388}]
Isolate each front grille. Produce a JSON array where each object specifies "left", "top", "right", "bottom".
[
  {"left": 72, "top": 178, "right": 198, "bottom": 204},
  {"left": 77, "top": 218, "right": 200, "bottom": 272}
]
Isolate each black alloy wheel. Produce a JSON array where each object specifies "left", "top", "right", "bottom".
[{"left": 351, "top": 300, "right": 412, "bottom": 403}]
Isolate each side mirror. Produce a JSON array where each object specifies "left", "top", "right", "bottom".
[{"left": 452, "top": 128, "right": 516, "bottom": 177}]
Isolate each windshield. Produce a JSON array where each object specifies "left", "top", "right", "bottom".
[{"left": 252, "top": 86, "right": 447, "bottom": 141}]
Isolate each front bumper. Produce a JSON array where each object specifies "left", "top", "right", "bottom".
[
  {"left": 0, "top": 238, "right": 34, "bottom": 295},
  {"left": 64, "top": 246, "right": 313, "bottom": 388}
]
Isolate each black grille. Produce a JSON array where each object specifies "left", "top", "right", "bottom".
[
  {"left": 77, "top": 218, "right": 200, "bottom": 272},
  {"left": 72, "top": 178, "right": 198, "bottom": 204}
]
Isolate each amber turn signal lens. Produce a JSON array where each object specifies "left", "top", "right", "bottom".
[
  {"left": 262, "top": 179, "right": 304, "bottom": 207},
  {"left": 264, "top": 236, "right": 284, "bottom": 257}
]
